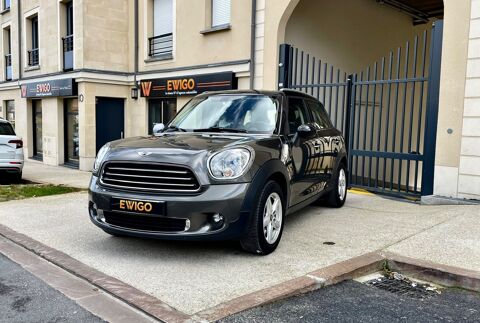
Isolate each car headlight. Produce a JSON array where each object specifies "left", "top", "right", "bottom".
[
  {"left": 93, "top": 143, "right": 111, "bottom": 173},
  {"left": 208, "top": 148, "right": 253, "bottom": 180}
]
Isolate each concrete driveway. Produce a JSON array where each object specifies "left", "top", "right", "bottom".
[{"left": 0, "top": 191, "right": 478, "bottom": 316}]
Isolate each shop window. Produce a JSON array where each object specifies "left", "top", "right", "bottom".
[
  {"left": 6, "top": 100, "right": 14, "bottom": 128},
  {"left": 149, "top": 0, "right": 173, "bottom": 58},
  {"left": 212, "top": 0, "right": 230, "bottom": 28},
  {"left": 148, "top": 99, "right": 176, "bottom": 134}
]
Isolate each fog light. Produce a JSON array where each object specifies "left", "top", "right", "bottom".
[
  {"left": 185, "top": 219, "right": 191, "bottom": 231},
  {"left": 89, "top": 202, "right": 98, "bottom": 217},
  {"left": 212, "top": 213, "right": 223, "bottom": 223}
]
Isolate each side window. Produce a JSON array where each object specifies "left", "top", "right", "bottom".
[
  {"left": 287, "top": 98, "right": 309, "bottom": 134},
  {"left": 306, "top": 100, "right": 332, "bottom": 130}
]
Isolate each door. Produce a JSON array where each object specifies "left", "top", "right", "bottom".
[
  {"left": 64, "top": 98, "right": 79, "bottom": 165},
  {"left": 148, "top": 98, "right": 176, "bottom": 134},
  {"left": 287, "top": 97, "right": 318, "bottom": 206},
  {"left": 95, "top": 98, "right": 124, "bottom": 153},
  {"left": 32, "top": 100, "right": 43, "bottom": 158},
  {"left": 306, "top": 99, "right": 335, "bottom": 179}
]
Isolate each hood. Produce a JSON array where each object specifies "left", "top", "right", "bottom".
[{"left": 105, "top": 132, "right": 264, "bottom": 166}]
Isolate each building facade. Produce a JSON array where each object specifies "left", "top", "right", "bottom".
[{"left": 0, "top": 0, "right": 478, "bottom": 201}]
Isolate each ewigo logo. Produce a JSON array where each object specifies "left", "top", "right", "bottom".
[
  {"left": 141, "top": 82, "right": 153, "bottom": 97},
  {"left": 21, "top": 85, "right": 27, "bottom": 98}
]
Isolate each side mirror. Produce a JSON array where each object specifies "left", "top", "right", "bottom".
[
  {"left": 297, "top": 124, "right": 314, "bottom": 137},
  {"left": 153, "top": 123, "right": 165, "bottom": 135}
]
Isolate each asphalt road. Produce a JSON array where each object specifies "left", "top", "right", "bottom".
[
  {"left": 0, "top": 254, "right": 104, "bottom": 323},
  {"left": 221, "top": 280, "right": 480, "bottom": 323}
]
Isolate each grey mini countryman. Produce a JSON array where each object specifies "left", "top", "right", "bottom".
[{"left": 88, "top": 90, "right": 347, "bottom": 255}]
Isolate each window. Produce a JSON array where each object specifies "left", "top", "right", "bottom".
[
  {"left": 306, "top": 100, "right": 332, "bottom": 130},
  {"left": 288, "top": 98, "right": 309, "bottom": 134},
  {"left": 0, "top": 122, "right": 15, "bottom": 136},
  {"left": 3, "top": 0, "right": 10, "bottom": 11},
  {"left": 212, "top": 0, "right": 230, "bottom": 27},
  {"left": 28, "top": 15, "right": 39, "bottom": 66},
  {"left": 4, "top": 27, "right": 11, "bottom": 80},
  {"left": 149, "top": 0, "right": 173, "bottom": 57},
  {"left": 63, "top": 1, "right": 74, "bottom": 70},
  {"left": 6, "top": 100, "right": 14, "bottom": 129}
]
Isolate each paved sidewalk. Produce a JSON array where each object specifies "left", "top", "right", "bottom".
[
  {"left": 22, "top": 160, "right": 91, "bottom": 189},
  {"left": 0, "top": 191, "right": 478, "bottom": 316}
]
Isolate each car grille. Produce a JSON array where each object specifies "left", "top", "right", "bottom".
[
  {"left": 103, "top": 211, "right": 187, "bottom": 232},
  {"left": 100, "top": 162, "right": 201, "bottom": 193}
]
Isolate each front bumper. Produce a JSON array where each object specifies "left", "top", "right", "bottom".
[{"left": 88, "top": 175, "right": 252, "bottom": 240}]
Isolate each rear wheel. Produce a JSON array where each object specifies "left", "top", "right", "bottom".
[
  {"left": 240, "top": 181, "right": 285, "bottom": 255},
  {"left": 12, "top": 172, "right": 22, "bottom": 184},
  {"left": 323, "top": 163, "right": 347, "bottom": 208}
]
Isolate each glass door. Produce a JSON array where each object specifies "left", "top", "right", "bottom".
[
  {"left": 32, "top": 100, "right": 43, "bottom": 159},
  {"left": 148, "top": 98, "right": 177, "bottom": 134},
  {"left": 64, "top": 98, "right": 79, "bottom": 166}
]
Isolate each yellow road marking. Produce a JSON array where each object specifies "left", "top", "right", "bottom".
[{"left": 348, "top": 188, "right": 375, "bottom": 196}]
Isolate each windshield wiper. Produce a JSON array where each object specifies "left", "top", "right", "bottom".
[
  {"left": 164, "top": 126, "right": 187, "bottom": 132},
  {"left": 193, "top": 127, "right": 248, "bottom": 133}
]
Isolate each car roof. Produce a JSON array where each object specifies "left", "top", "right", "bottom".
[{"left": 197, "top": 89, "right": 319, "bottom": 101}]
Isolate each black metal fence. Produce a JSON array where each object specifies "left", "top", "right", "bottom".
[
  {"left": 148, "top": 33, "right": 173, "bottom": 57},
  {"left": 27, "top": 48, "right": 39, "bottom": 66},
  {"left": 278, "top": 21, "right": 443, "bottom": 198}
]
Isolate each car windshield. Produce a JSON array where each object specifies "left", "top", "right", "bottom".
[
  {"left": 0, "top": 122, "right": 15, "bottom": 136},
  {"left": 168, "top": 95, "right": 279, "bottom": 134}
]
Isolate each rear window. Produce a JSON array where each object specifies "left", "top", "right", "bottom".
[{"left": 0, "top": 122, "right": 15, "bottom": 136}]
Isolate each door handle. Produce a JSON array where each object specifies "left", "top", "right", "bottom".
[{"left": 121, "top": 131, "right": 124, "bottom": 139}]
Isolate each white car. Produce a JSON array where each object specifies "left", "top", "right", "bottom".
[{"left": 0, "top": 118, "right": 24, "bottom": 182}]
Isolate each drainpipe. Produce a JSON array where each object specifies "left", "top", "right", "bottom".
[
  {"left": 134, "top": 0, "right": 139, "bottom": 88},
  {"left": 249, "top": 0, "right": 256, "bottom": 89},
  {"left": 17, "top": 0, "right": 22, "bottom": 80}
]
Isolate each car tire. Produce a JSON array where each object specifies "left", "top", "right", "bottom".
[
  {"left": 323, "top": 163, "right": 347, "bottom": 208},
  {"left": 12, "top": 172, "right": 22, "bottom": 184},
  {"left": 240, "top": 180, "right": 285, "bottom": 255}
]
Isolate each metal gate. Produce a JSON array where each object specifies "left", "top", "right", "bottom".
[{"left": 278, "top": 21, "right": 443, "bottom": 198}]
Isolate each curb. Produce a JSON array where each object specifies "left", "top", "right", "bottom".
[{"left": 0, "top": 224, "right": 191, "bottom": 323}]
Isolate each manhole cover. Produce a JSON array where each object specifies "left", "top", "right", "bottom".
[{"left": 362, "top": 273, "right": 441, "bottom": 300}]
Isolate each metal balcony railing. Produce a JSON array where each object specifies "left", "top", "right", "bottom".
[
  {"left": 148, "top": 33, "right": 173, "bottom": 57},
  {"left": 5, "top": 54, "right": 11, "bottom": 80},
  {"left": 28, "top": 48, "right": 39, "bottom": 66},
  {"left": 62, "top": 35, "right": 74, "bottom": 71}
]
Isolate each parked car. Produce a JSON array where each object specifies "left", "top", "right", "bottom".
[
  {"left": 0, "top": 118, "right": 24, "bottom": 182},
  {"left": 88, "top": 90, "right": 347, "bottom": 254}
]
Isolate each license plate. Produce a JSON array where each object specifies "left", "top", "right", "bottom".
[{"left": 110, "top": 198, "right": 166, "bottom": 216}]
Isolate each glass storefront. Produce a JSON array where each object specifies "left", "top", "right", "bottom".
[
  {"left": 32, "top": 100, "right": 43, "bottom": 158},
  {"left": 6, "top": 101, "right": 15, "bottom": 129},
  {"left": 148, "top": 98, "right": 177, "bottom": 134},
  {"left": 65, "top": 98, "right": 79, "bottom": 165}
]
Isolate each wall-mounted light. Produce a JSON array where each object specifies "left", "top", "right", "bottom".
[{"left": 131, "top": 87, "right": 139, "bottom": 100}]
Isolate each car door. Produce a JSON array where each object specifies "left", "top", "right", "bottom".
[
  {"left": 286, "top": 97, "right": 319, "bottom": 206},
  {"left": 306, "top": 99, "right": 337, "bottom": 179}
]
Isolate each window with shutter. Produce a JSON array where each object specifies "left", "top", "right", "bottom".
[
  {"left": 150, "top": 0, "right": 173, "bottom": 57},
  {"left": 212, "top": 0, "right": 231, "bottom": 27}
]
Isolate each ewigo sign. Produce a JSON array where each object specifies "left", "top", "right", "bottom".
[
  {"left": 140, "top": 72, "right": 236, "bottom": 97},
  {"left": 21, "top": 79, "right": 77, "bottom": 98}
]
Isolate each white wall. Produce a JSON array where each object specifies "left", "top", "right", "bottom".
[{"left": 457, "top": 0, "right": 480, "bottom": 199}]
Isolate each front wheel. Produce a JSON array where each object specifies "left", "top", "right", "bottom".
[
  {"left": 240, "top": 181, "right": 285, "bottom": 255},
  {"left": 324, "top": 163, "right": 347, "bottom": 208}
]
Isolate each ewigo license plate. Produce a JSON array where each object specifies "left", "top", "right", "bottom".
[{"left": 110, "top": 198, "right": 166, "bottom": 216}]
